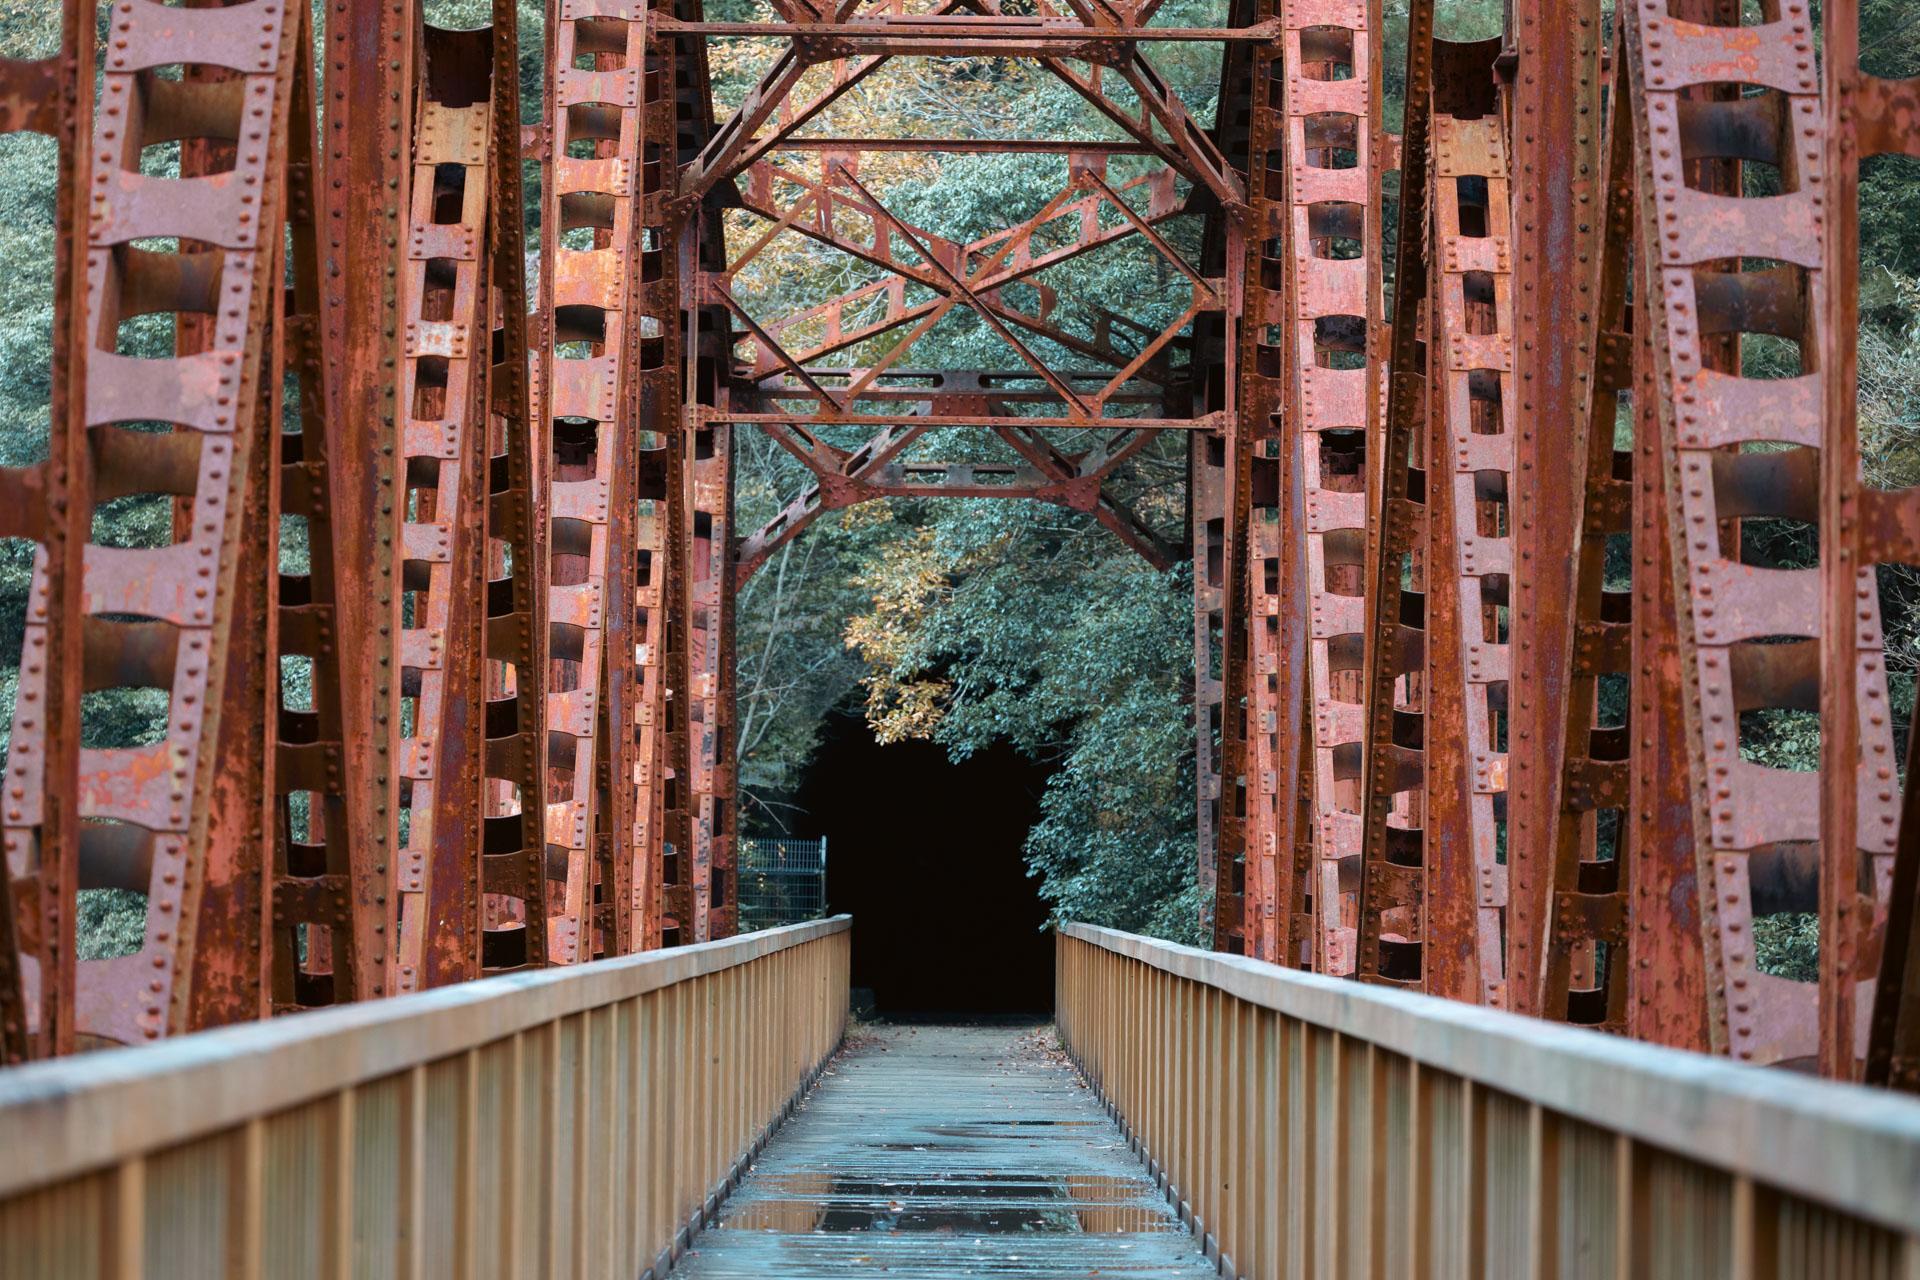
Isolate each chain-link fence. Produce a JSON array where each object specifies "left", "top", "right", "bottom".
[{"left": 738, "top": 837, "right": 828, "bottom": 931}]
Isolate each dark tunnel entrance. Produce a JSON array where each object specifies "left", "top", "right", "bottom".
[{"left": 792, "top": 713, "right": 1054, "bottom": 1015}]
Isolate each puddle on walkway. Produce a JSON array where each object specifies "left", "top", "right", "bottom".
[
  {"left": 755, "top": 1174, "right": 1142, "bottom": 1198},
  {"left": 722, "top": 1174, "right": 1177, "bottom": 1236},
  {"left": 920, "top": 1120, "right": 1099, "bottom": 1137}
]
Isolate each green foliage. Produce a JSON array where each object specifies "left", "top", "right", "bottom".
[
  {"left": 833, "top": 499, "right": 1201, "bottom": 940},
  {"left": 733, "top": 489, "right": 902, "bottom": 825},
  {"left": 78, "top": 890, "right": 147, "bottom": 960},
  {"left": 1754, "top": 912, "right": 1820, "bottom": 983},
  {"left": 960, "top": 555, "right": 1204, "bottom": 943}
]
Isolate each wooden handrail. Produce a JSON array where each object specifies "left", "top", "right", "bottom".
[
  {"left": 0, "top": 917, "right": 851, "bottom": 1280},
  {"left": 1058, "top": 922, "right": 1920, "bottom": 1280}
]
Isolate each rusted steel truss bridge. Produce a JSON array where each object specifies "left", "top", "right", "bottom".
[{"left": 0, "top": 0, "right": 1918, "bottom": 1110}]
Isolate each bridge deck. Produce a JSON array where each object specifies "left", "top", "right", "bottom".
[{"left": 673, "top": 1021, "right": 1215, "bottom": 1278}]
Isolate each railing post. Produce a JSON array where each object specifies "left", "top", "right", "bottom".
[{"left": 1526, "top": 1103, "right": 1559, "bottom": 1279}]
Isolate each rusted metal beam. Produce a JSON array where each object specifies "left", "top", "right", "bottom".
[
  {"left": 1280, "top": 0, "right": 1386, "bottom": 979},
  {"left": 751, "top": 372, "right": 1168, "bottom": 406},
  {"left": 1503, "top": 0, "right": 1604, "bottom": 1018},
  {"left": 1627, "top": 250, "right": 1711, "bottom": 1054},
  {"left": 764, "top": 138, "right": 1158, "bottom": 154},
  {"left": 540, "top": 0, "right": 676, "bottom": 959},
  {"left": 729, "top": 159, "right": 1196, "bottom": 390},
  {"left": 709, "top": 411, "right": 1226, "bottom": 429},
  {"left": 1204, "top": 0, "right": 1280, "bottom": 959},
  {"left": 392, "top": 24, "right": 500, "bottom": 990},
  {"left": 1824, "top": 0, "right": 1920, "bottom": 1089},
  {"left": 0, "top": 0, "right": 91, "bottom": 1063},
  {"left": 738, "top": 277, "right": 1177, "bottom": 389},
  {"left": 318, "top": 0, "right": 414, "bottom": 1010},
  {"left": 269, "top": 9, "right": 368, "bottom": 1020},
  {"left": 478, "top": 0, "right": 550, "bottom": 976},
  {"left": 735, "top": 419, "right": 1176, "bottom": 584},
  {"left": 1354, "top": 0, "right": 1439, "bottom": 995},
  {"left": 652, "top": 17, "right": 1282, "bottom": 42},
  {"left": 9, "top": 0, "right": 1920, "bottom": 1102},
  {"left": 84, "top": 0, "right": 319, "bottom": 1039},
  {"left": 672, "top": 0, "right": 740, "bottom": 943},
  {"left": 1037, "top": 53, "right": 1244, "bottom": 208},
  {"left": 1623, "top": 1, "right": 1891, "bottom": 1070},
  {"left": 1535, "top": 50, "right": 1635, "bottom": 1033}
]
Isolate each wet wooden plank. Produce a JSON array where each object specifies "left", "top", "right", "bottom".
[{"left": 674, "top": 1023, "right": 1217, "bottom": 1278}]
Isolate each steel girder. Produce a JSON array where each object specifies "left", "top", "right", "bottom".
[
  {"left": 1210, "top": 0, "right": 1920, "bottom": 1090},
  {"left": 1531, "top": 44, "right": 1644, "bottom": 1034},
  {"left": 1825, "top": 0, "right": 1920, "bottom": 1094},
  {"left": 88, "top": 0, "right": 324, "bottom": 1039},
  {"left": 0, "top": 0, "right": 1916, "bottom": 1099},
  {"left": 1283, "top": 0, "right": 1386, "bottom": 979},
  {"left": 0, "top": 0, "right": 91, "bottom": 1063},
  {"left": 1619, "top": 0, "right": 1895, "bottom": 1073},
  {"left": 400, "top": 17, "right": 544, "bottom": 982},
  {"left": 1352, "top": 0, "right": 1441, "bottom": 995},
  {"left": 1354, "top": 27, "right": 1511, "bottom": 1005},
  {"left": 540, "top": 0, "right": 646, "bottom": 964},
  {"left": 539, "top": 0, "right": 722, "bottom": 952},
  {"left": 1424, "top": 90, "right": 1515, "bottom": 1007}
]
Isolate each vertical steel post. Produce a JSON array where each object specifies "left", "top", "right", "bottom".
[
  {"left": 1504, "top": 0, "right": 1604, "bottom": 1014},
  {"left": 1281, "top": 0, "right": 1386, "bottom": 977},
  {"left": 540, "top": 0, "right": 660, "bottom": 961},
  {"left": 1355, "top": 0, "right": 1437, "bottom": 994},
  {"left": 0, "top": 0, "right": 92, "bottom": 1062},
  {"left": 1208, "top": 0, "right": 1277, "bottom": 958},
  {"left": 322, "top": 0, "right": 414, "bottom": 1002},
  {"left": 392, "top": 24, "right": 507, "bottom": 989},
  {"left": 1824, "top": 0, "right": 1920, "bottom": 1087},
  {"left": 264, "top": 9, "right": 365, "bottom": 1020},
  {"left": 1411, "top": 40, "right": 1512, "bottom": 1005},
  {"left": 1536, "top": 61, "right": 1637, "bottom": 1032},
  {"left": 1625, "top": 0, "right": 1892, "bottom": 1069},
  {"left": 478, "top": 0, "right": 551, "bottom": 975}
]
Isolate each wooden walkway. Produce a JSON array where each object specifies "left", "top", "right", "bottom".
[{"left": 673, "top": 1022, "right": 1217, "bottom": 1278}]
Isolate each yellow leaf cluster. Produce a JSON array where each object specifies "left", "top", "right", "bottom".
[{"left": 843, "top": 525, "right": 950, "bottom": 743}]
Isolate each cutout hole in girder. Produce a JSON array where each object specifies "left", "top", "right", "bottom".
[
  {"left": 1303, "top": 112, "right": 1360, "bottom": 169},
  {"left": 1690, "top": 259, "right": 1809, "bottom": 379},
  {"left": 419, "top": 258, "right": 458, "bottom": 321},
  {"left": 1455, "top": 175, "right": 1490, "bottom": 237},
  {"left": 1298, "top": 25, "right": 1355, "bottom": 81}
]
